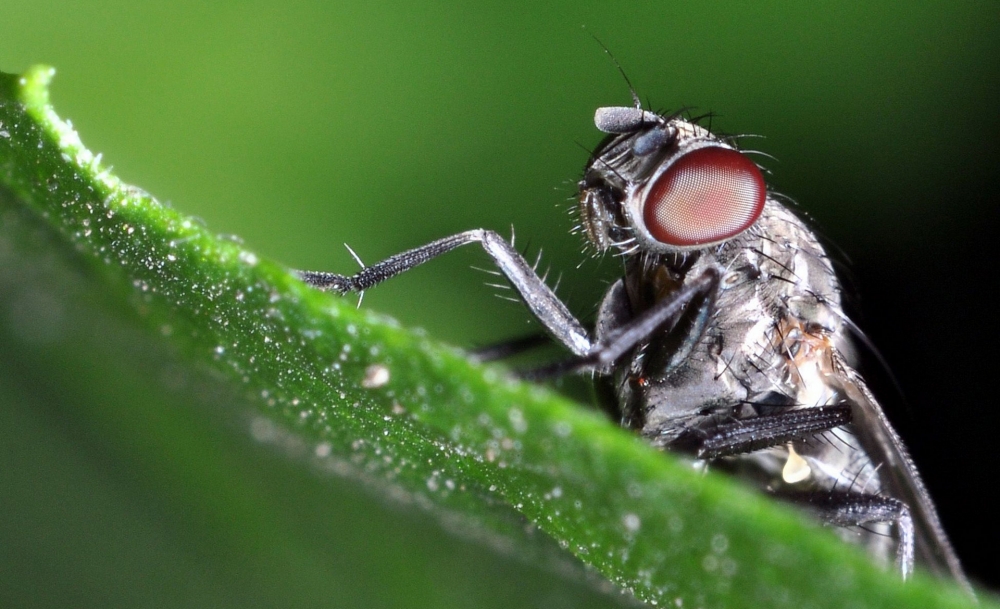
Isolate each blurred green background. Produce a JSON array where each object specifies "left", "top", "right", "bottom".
[{"left": 3, "top": 0, "right": 998, "bottom": 605}]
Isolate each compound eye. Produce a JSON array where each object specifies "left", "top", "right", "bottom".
[{"left": 642, "top": 147, "right": 766, "bottom": 247}]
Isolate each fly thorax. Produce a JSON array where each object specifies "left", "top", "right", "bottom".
[{"left": 772, "top": 318, "right": 841, "bottom": 407}]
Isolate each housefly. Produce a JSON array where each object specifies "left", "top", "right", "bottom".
[{"left": 298, "top": 100, "right": 971, "bottom": 591}]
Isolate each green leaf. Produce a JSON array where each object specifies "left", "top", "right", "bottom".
[{"left": 0, "top": 66, "right": 986, "bottom": 608}]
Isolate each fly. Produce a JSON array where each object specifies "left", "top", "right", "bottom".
[{"left": 298, "top": 99, "right": 971, "bottom": 592}]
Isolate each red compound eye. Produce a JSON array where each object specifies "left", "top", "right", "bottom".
[{"left": 642, "top": 146, "right": 766, "bottom": 247}]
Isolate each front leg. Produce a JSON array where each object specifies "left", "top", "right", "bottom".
[
  {"left": 524, "top": 268, "right": 722, "bottom": 379},
  {"left": 297, "top": 230, "right": 593, "bottom": 356}
]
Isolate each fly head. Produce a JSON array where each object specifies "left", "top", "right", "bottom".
[{"left": 578, "top": 106, "right": 767, "bottom": 260}]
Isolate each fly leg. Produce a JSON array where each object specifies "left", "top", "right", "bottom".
[
  {"left": 297, "top": 230, "right": 593, "bottom": 356},
  {"left": 802, "top": 491, "right": 915, "bottom": 580},
  {"left": 523, "top": 268, "right": 722, "bottom": 379},
  {"left": 468, "top": 333, "right": 552, "bottom": 363},
  {"left": 668, "top": 404, "right": 915, "bottom": 579},
  {"left": 671, "top": 404, "right": 853, "bottom": 459}
]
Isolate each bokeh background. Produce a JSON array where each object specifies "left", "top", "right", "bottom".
[{"left": 3, "top": 0, "right": 998, "bottom": 604}]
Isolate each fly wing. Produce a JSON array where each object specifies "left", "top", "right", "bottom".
[{"left": 831, "top": 352, "right": 972, "bottom": 591}]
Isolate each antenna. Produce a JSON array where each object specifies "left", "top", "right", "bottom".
[{"left": 585, "top": 28, "right": 641, "bottom": 109}]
